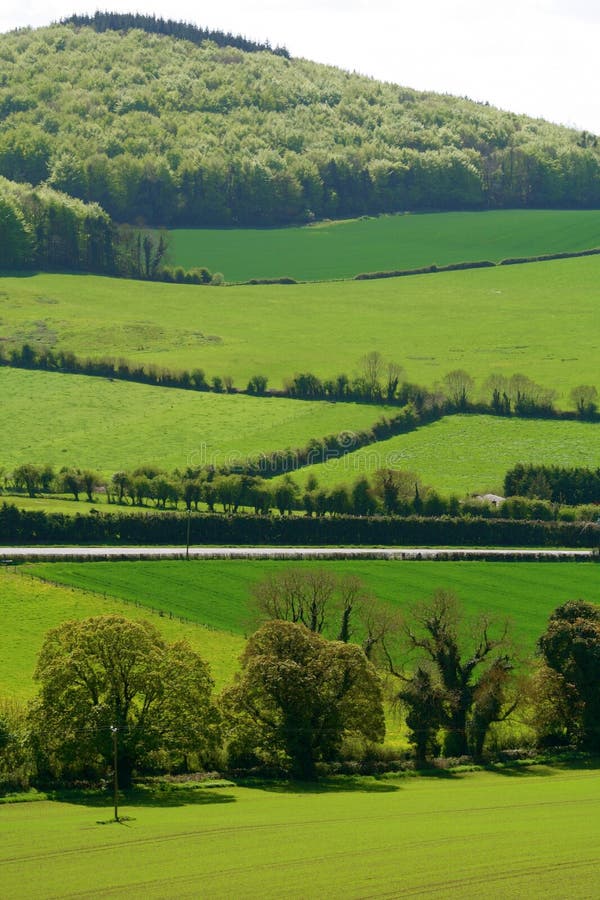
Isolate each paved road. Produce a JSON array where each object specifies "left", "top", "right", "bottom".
[{"left": 0, "top": 546, "right": 596, "bottom": 562}]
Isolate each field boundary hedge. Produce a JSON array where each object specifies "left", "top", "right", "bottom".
[
  {"left": 354, "top": 246, "right": 600, "bottom": 281},
  {"left": 1, "top": 504, "right": 598, "bottom": 548}
]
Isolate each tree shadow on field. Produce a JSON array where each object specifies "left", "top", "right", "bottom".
[
  {"left": 484, "top": 764, "right": 558, "bottom": 778},
  {"left": 494, "top": 755, "right": 600, "bottom": 776},
  {"left": 247, "top": 775, "right": 401, "bottom": 795},
  {"left": 49, "top": 784, "right": 236, "bottom": 809}
]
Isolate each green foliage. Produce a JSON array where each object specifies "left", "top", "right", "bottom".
[
  {"left": 391, "top": 592, "right": 516, "bottom": 761},
  {"left": 537, "top": 601, "right": 600, "bottom": 751},
  {"left": 222, "top": 620, "right": 384, "bottom": 778},
  {"left": 504, "top": 464, "right": 600, "bottom": 505},
  {"left": 0, "top": 192, "right": 33, "bottom": 268},
  {"left": 0, "top": 176, "right": 114, "bottom": 272},
  {"left": 1, "top": 24, "right": 599, "bottom": 226},
  {"left": 30, "top": 615, "right": 221, "bottom": 784},
  {"left": 62, "top": 12, "right": 290, "bottom": 58}
]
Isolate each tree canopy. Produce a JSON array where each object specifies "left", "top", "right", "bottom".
[
  {"left": 30, "top": 615, "right": 221, "bottom": 785},
  {"left": 223, "top": 620, "right": 385, "bottom": 779},
  {"left": 0, "top": 23, "right": 598, "bottom": 228},
  {"left": 537, "top": 600, "right": 600, "bottom": 751}
]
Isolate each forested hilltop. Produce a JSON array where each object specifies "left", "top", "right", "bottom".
[{"left": 0, "top": 18, "right": 599, "bottom": 227}]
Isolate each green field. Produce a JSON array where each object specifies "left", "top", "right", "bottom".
[
  {"left": 166, "top": 209, "right": 600, "bottom": 282},
  {"left": 0, "top": 568, "right": 243, "bottom": 700},
  {"left": 26, "top": 559, "right": 600, "bottom": 655},
  {"left": 277, "top": 415, "right": 600, "bottom": 496},
  {"left": 2, "top": 767, "right": 599, "bottom": 898},
  {"left": 0, "top": 368, "right": 389, "bottom": 473},
  {"left": 0, "top": 494, "right": 188, "bottom": 517},
  {"left": 1, "top": 253, "right": 598, "bottom": 398},
  {"left": 2, "top": 369, "right": 598, "bottom": 494}
]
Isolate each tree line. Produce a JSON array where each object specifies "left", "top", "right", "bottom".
[
  {"left": 504, "top": 464, "right": 600, "bottom": 506},
  {"left": 0, "top": 503, "right": 596, "bottom": 548},
  {"left": 1, "top": 24, "right": 600, "bottom": 228},
  {"left": 0, "top": 181, "right": 220, "bottom": 281},
  {"left": 61, "top": 12, "right": 290, "bottom": 58},
  {"left": 0, "top": 176, "right": 114, "bottom": 272},
  {"left": 5, "top": 457, "right": 600, "bottom": 522},
  {"left": 3, "top": 344, "right": 598, "bottom": 424},
  {"left": 354, "top": 246, "right": 600, "bottom": 282},
  {"left": 2, "top": 575, "right": 600, "bottom": 791}
]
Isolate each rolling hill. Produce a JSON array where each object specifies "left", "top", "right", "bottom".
[
  {"left": 0, "top": 16, "right": 599, "bottom": 230},
  {"left": 0, "top": 255, "right": 597, "bottom": 400}
]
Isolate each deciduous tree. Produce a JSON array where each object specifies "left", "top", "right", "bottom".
[
  {"left": 30, "top": 615, "right": 220, "bottom": 786},
  {"left": 386, "top": 591, "right": 517, "bottom": 760},
  {"left": 537, "top": 600, "right": 600, "bottom": 751},
  {"left": 222, "top": 620, "right": 384, "bottom": 779}
]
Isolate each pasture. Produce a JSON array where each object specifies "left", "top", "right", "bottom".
[
  {"left": 0, "top": 253, "right": 598, "bottom": 398},
  {"left": 166, "top": 209, "right": 600, "bottom": 282},
  {"left": 1, "top": 766, "right": 599, "bottom": 898},
  {"left": 0, "top": 368, "right": 389, "bottom": 473},
  {"left": 278, "top": 414, "right": 600, "bottom": 496},
  {"left": 0, "top": 568, "right": 243, "bottom": 700},
  {"left": 25, "top": 559, "right": 600, "bottom": 654}
]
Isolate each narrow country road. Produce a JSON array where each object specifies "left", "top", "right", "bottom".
[{"left": 0, "top": 546, "right": 596, "bottom": 562}]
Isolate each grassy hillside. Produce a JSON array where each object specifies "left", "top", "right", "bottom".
[
  {"left": 278, "top": 415, "right": 600, "bottom": 496},
  {"left": 167, "top": 210, "right": 600, "bottom": 282},
  {"left": 1, "top": 22, "right": 599, "bottom": 228},
  {"left": 2, "top": 768, "right": 599, "bottom": 897},
  {"left": 0, "top": 568, "right": 243, "bottom": 700},
  {"left": 0, "top": 254, "right": 598, "bottom": 399},
  {"left": 26, "top": 559, "right": 600, "bottom": 654},
  {"left": 0, "top": 368, "right": 389, "bottom": 473}
]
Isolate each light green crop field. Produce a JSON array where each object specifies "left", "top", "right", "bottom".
[
  {"left": 166, "top": 209, "right": 600, "bottom": 282},
  {"left": 26, "top": 559, "right": 600, "bottom": 654},
  {"left": 0, "top": 368, "right": 389, "bottom": 473},
  {"left": 2, "top": 767, "right": 600, "bottom": 898},
  {"left": 1, "top": 253, "right": 598, "bottom": 398},
  {"left": 0, "top": 569, "right": 243, "bottom": 700},
  {"left": 278, "top": 414, "right": 600, "bottom": 496},
  {"left": 0, "top": 494, "right": 189, "bottom": 517}
]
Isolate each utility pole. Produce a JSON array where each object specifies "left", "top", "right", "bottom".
[
  {"left": 111, "top": 725, "right": 119, "bottom": 822},
  {"left": 186, "top": 506, "right": 191, "bottom": 560}
]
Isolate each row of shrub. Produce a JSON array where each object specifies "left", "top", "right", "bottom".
[
  {"left": 1, "top": 503, "right": 597, "bottom": 547},
  {"left": 354, "top": 246, "right": 600, "bottom": 281},
  {"left": 4, "top": 343, "right": 598, "bottom": 422},
  {"left": 7, "top": 460, "right": 599, "bottom": 524}
]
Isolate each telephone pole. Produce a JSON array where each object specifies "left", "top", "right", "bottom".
[{"left": 111, "top": 725, "right": 119, "bottom": 822}]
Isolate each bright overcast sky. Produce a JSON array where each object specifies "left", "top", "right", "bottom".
[{"left": 2, "top": 0, "right": 599, "bottom": 135}]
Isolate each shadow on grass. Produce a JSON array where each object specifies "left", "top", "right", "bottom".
[
  {"left": 486, "top": 753, "right": 600, "bottom": 777},
  {"left": 484, "top": 764, "right": 557, "bottom": 778},
  {"left": 244, "top": 775, "right": 401, "bottom": 794},
  {"left": 49, "top": 784, "right": 236, "bottom": 809}
]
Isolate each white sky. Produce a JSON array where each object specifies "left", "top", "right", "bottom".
[{"left": 2, "top": 0, "right": 599, "bottom": 135}]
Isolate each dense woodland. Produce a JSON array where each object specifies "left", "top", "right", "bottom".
[{"left": 1, "top": 19, "right": 599, "bottom": 232}]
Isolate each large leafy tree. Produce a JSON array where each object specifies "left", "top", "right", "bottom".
[
  {"left": 223, "top": 620, "right": 384, "bottom": 779},
  {"left": 30, "top": 615, "right": 220, "bottom": 786},
  {"left": 537, "top": 600, "right": 600, "bottom": 751}
]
